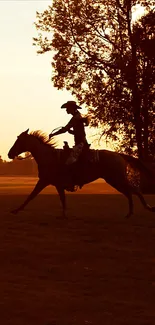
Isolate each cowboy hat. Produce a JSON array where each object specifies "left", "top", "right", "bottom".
[{"left": 61, "top": 101, "right": 82, "bottom": 109}]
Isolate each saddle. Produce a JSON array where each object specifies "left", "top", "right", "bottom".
[
  {"left": 62, "top": 141, "right": 99, "bottom": 164},
  {"left": 61, "top": 142, "right": 99, "bottom": 191},
  {"left": 63, "top": 141, "right": 90, "bottom": 163}
]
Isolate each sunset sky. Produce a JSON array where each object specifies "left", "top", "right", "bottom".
[
  {"left": 0, "top": 1, "right": 145, "bottom": 161},
  {"left": 0, "top": 0, "right": 83, "bottom": 161}
]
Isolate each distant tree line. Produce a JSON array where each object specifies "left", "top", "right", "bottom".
[
  {"left": 0, "top": 153, "right": 154, "bottom": 193},
  {"left": 0, "top": 155, "right": 38, "bottom": 176}
]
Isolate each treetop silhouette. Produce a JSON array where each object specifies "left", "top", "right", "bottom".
[{"left": 34, "top": 0, "right": 154, "bottom": 160}]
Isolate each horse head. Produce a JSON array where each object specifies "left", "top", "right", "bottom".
[{"left": 8, "top": 129, "right": 29, "bottom": 159}]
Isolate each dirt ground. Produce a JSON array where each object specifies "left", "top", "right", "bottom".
[{"left": 0, "top": 178, "right": 155, "bottom": 325}]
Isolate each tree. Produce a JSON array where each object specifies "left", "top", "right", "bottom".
[
  {"left": 34, "top": 0, "right": 155, "bottom": 159},
  {"left": 134, "top": 10, "right": 155, "bottom": 160},
  {"left": 113, "top": 9, "right": 155, "bottom": 159}
]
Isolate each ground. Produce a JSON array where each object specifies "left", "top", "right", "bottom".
[{"left": 0, "top": 177, "right": 155, "bottom": 325}]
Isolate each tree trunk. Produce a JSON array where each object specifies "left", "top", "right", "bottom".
[
  {"left": 126, "top": 1, "right": 143, "bottom": 159},
  {"left": 132, "top": 86, "right": 143, "bottom": 159},
  {"left": 143, "top": 105, "right": 149, "bottom": 160}
]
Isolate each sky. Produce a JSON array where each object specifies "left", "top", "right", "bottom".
[
  {"left": 0, "top": 1, "right": 145, "bottom": 161},
  {"left": 0, "top": 0, "right": 86, "bottom": 160}
]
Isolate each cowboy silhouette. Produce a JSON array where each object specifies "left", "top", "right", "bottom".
[{"left": 49, "top": 100, "right": 89, "bottom": 190}]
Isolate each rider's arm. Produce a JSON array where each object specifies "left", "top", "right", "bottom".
[
  {"left": 68, "top": 129, "right": 74, "bottom": 135},
  {"left": 64, "top": 117, "right": 74, "bottom": 131},
  {"left": 49, "top": 117, "right": 74, "bottom": 138},
  {"left": 49, "top": 127, "right": 66, "bottom": 138},
  {"left": 64, "top": 118, "right": 75, "bottom": 135}
]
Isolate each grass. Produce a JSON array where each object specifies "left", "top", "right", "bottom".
[{"left": 0, "top": 189, "right": 155, "bottom": 325}]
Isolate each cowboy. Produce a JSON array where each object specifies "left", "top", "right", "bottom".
[{"left": 49, "top": 100, "right": 89, "bottom": 190}]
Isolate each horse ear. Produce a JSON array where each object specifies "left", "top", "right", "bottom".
[{"left": 25, "top": 128, "right": 29, "bottom": 134}]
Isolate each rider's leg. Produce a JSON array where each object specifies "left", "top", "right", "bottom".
[
  {"left": 62, "top": 163, "right": 77, "bottom": 192},
  {"left": 62, "top": 143, "right": 85, "bottom": 191}
]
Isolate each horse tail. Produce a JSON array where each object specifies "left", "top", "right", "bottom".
[{"left": 120, "top": 153, "right": 155, "bottom": 180}]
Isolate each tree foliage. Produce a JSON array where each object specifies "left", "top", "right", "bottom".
[{"left": 34, "top": 0, "right": 155, "bottom": 159}]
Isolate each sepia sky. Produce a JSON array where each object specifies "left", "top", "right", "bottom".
[
  {"left": 0, "top": 0, "right": 79, "bottom": 160},
  {"left": 0, "top": 1, "right": 144, "bottom": 160}
]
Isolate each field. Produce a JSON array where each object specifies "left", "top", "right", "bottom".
[{"left": 0, "top": 177, "right": 155, "bottom": 325}]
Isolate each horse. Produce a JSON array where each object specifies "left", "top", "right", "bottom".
[{"left": 8, "top": 129, "right": 155, "bottom": 218}]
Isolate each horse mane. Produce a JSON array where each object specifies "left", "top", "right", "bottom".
[{"left": 29, "top": 130, "right": 57, "bottom": 149}]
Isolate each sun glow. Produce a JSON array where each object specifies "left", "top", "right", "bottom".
[{"left": 0, "top": 0, "right": 74, "bottom": 160}]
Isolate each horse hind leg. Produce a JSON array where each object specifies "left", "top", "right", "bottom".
[
  {"left": 119, "top": 187, "right": 134, "bottom": 218},
  {"left": 131, "top": 186, "right": 155, "bottom": 213},
  {"left": 124, "top": 191, "right": 134, "bottom": 218},
  {"left": 104, "top": 177, "right": 134, "bottom": 218}
]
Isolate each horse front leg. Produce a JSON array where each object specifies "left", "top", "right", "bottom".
[
  {"left": 11, "top": 179, "right": 47, "bottom": 214},
  {"left": 56, "top": 186, "right": 66, "bottom": 218}
]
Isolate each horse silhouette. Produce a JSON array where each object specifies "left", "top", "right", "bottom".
[{"left": 8, "top": 129, "right": 155, "bottom": 218}]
